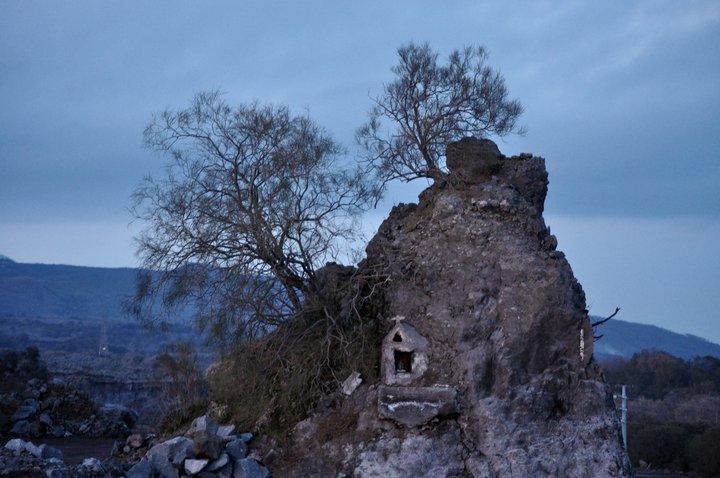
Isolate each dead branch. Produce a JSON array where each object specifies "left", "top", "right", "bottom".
[{"left": 592, "top": 307, "right": 620, "bottom": 328}]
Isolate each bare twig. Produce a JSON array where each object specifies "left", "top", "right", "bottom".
[
  {"left": 592, "top": 307, "right": 620, "bottom": 341},
  {"left": 592, "top": 307, "right": 621, "bottom": 328}
]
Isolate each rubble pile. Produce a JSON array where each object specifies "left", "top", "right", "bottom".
[
  {"left": 1, "top": 378, "right": 137, "bottom": 440},
  {"left": 124, "top": 415, "right": 269, "bottom": 478},
  {"left": 1, "top": 438, "right": 122, "bottom": 478}
]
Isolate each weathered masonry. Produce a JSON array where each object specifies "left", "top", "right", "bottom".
[{"left": 378, "top": 316, "right": 458, "bottom": 427}]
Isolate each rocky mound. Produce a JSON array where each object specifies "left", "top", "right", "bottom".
[
  {"left": 279, "top": 138, "right": 631, "bottom": 477},
  {"left": 1, "top": 347, "right": 138, "bottom": 440},
  {"left": 124, "top": 415, "right": 269, "bottom": 478},
  {"left": 2, "top": 415, "right": 268, "bottom": 477},
  {"left": 1, "top": 438, "right": 122, "bottom": 478}
]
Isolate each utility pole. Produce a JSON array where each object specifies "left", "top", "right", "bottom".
[{"left": 618, "top": 385, "right": 628, "bottom": 450}]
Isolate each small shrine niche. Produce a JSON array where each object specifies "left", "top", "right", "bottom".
[
  {"left": 394, "top": 350, "right": 412, "bottom": 373},
  {"left": 382, "top": 316, "right": 429, "bottom": 386}
]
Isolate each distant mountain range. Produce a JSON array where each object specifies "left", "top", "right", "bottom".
[
  {"left": 0, "top": 255, "right": 136, "bottom": 320},
  {"left": 1, "top": 255, "right": 719, "bottom": 360},
  {"left": 593, "top": 317, "right": 720, "bottom": 360}
]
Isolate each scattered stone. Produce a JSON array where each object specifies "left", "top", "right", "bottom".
[
  {"left": 11, "top": 398, "right": 40, "bottom": 421},
  {"left": 110, "top": 440, "right": 122, "bottom": 457},
  {"left": 187, "top": 415, "right": 219, "bottom": 436},
  {"left": 292, "top": 419, "right": 317, "bottom": 445},
  {"left": 193, "top": 430, "right": 224, "bottom": 460},
  {"left": 263, "top": 448, "right": 278, "bottom": 466},
  {"left": 341, "top": 371, "right": 362, "bottom": 396},
  {"left": 127, "top": 433, "right": 145, "bottom": 448},
  {"left": 184, "top": 458, "right": 210, "bottom": 475},
  {"left": 217, "top": 424, "right": 236, "bottom": 439},
  {"left": 224, "top": 438, "right": 247, "bottom": 460},
  {"left": 8, "top": 407, "right": 288, "bottom": 476},
  {"left": 4, "top": 438, "right": 27, "bottom": 454},
  {"left": 39, "top": 412, "right": 53, "bottom": 427},
  {"left": 38, "top": 443, "right": 64, "bottom": 461},
  {"left": 232, "top": 458, "right": 269, "bottom": 478},
  {"left": 10, "top": 419, "right": 30, "bottom": 436},
  {"left": 48, "top": 425, "right": 66, "bottom": 438},
  {"left": 147, "top": 450, "right": 179, "bottom": 478},
  {"left": 80, "top": 457, "right": 103, "bottom": 471},
  {"left": 24, "top": 440, "right": 42, "bottom": 458},
  {"left": 239, "top": 432, "right": 253, "bottom": 443},
  {"left": 215, "top": 463, "right": 234, "bottom": 478},
  {"left": 147, "top": 436, "right": 195, "bottom": 467},
  {"left": 45, "top": 469, "right": 66, "bottom": 478},
  {"left": 0, "top": 438, "right": 104, "bottom": 478},
  {"left": 125, "top": 458, "right": 152, "bottom": 478},
  {"left": 206, "top": 452, "right": 229, "bottom": 471},
  {"left": 100, "top": 403, "right": 138, "bottom": 430}
]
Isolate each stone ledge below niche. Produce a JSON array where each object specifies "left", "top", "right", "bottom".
[{"left": 377, "top": 385, "right": 458, "bottom": 427}]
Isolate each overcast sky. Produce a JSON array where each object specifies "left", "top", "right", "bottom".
[{"left": 1, "top": 1, "right": 718, "bottom": 342}]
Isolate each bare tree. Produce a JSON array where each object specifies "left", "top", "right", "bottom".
[
  {"left": 357, "top": 43, "right": 524, "bottom": 193},
  {"left": 129, "top": 91, "right": 373, "bottom": 344}
]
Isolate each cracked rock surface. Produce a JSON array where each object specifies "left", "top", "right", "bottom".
[{"left": 279, "top": 138, "right": 631, "bottom": 477}]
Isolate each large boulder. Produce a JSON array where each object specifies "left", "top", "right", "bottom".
[
  {"left": 126, "top": 458, "right": 152, "bottom": 478},
  {"left": 280, "top": 138, "right": 630, "bottom": 477},
  {"left": 147, "top": 436, "right": 195, "bottom": 468},
  {"left": 206, "top": 452, "right": 230, "bottom": 471},
  {"left": 193, "top": 430, "right": 224, "bottom": 460},
  {"left": 148, "top": 450, "right": 179, "bottom": 478},
  {"left": 445, "top": 136, "right": 503, "bottom": 182},
  {"left": 224, "top": 438, "right": 248, "bottom": 461},
  {"left": 184, "top": 458, "right": 209, "bottom": 475},
  {"left": 187, "top": 415, "right": 219, "bottom": 436},
  {"left": 4, "top": 438, "right": 28, "bottom": 454}
]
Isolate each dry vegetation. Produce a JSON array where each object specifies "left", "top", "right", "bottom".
[{"left": 208, "top": 264, "right": 385, "bottom": 436}]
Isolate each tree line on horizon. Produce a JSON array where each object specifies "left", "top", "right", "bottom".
[{"left": 604, "top": 350, "right": 720, "bottom": 476}]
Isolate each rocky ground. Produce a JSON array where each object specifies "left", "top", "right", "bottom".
[
  {"left": 1, "top": 415, "right": 269, "bottom": 478},
  {"left": 41, "top": 351, "right": 164, "bottom": 426},
  {"left": 1, "top": 377, "right": 137, "bottom": 441},
  {"left": 0, "top": 438, "right": 122, "bottom": 477}
]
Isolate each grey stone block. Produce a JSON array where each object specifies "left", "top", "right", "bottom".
[{"left": 377, "top": 385, "right": 458, "bottom": 427}]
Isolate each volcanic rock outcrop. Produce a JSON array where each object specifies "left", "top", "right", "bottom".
[{"left": 282, "top": 137, "right": 631, "bottom": 477}]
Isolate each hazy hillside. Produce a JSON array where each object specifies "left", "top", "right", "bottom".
[
  {"left": 594, "top": 317, "right": 720, "bottom": 360},
  {"left": 0, "top": 255, "right": 136, "bottom": 320},
  {"left": 2, "top": 255, "right": 719, "bottom": 361}
]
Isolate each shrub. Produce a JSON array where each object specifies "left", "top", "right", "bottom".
[
  {"left": 154, "top": 341, "right": 208, "bottom": 432},
  {"left": 628, "top": 415, "right": 692, "bottom": 471},
  {"left": 688, "top": 425, "right": 720, "bottom": 478}
]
